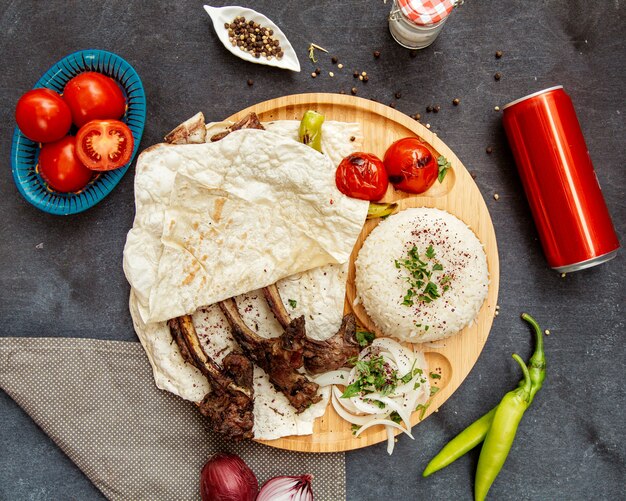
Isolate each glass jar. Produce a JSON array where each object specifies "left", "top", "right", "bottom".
[{"left": 388, "top": 0, "right": 455, "bottom": 50}]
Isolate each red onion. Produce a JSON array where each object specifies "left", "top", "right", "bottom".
[
  {"left": 200, "top": 453, "right": 258, "bottom": 501},
  {"left": 257, "top": 475, "right": 314, "bottom": 501}
]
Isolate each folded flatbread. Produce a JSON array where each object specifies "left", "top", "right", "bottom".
[{"left": 124, "top": 115, "right": 367, "bottom": 439}]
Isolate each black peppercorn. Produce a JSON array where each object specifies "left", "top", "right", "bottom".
[
  {"left": 331, "top": 56, "right": 338, "bottom": 64},
  {"left": 373, "top": 50, "right": 381, "bottom": 58},
  {"left": 494, "top": 72, "right": 501, "bottom": 81},
  {"left": 353, "top": 71, "right": 359, "bottom": 78},
  {"left": 495, "top": 50, "right": 503, "bottom": 58},
  {"left": 247, "top": 79, "right": 254, "bottom": 86},
  {"left": 486, "top": 146, "right": 493, "bottom": 154},
  {"left": 394, "top": 91, "right": 402, "bottom": 99},
  {"left": 389, "top": 102, "right": 396, "bottom": 109},
  {"left": 363, "top": 75, "right": 369, "bottom": 82},
  {"left": 410, "top": 50, "right": 417, "bottom": 58},
  {"left": 452, "top": 98, "right": 460, "bottom": 106},
  {"left": 426, "top": 105, "right": 433, "bottom": 113},
  {"left": 433, "top": 105, "right": 440, "bottom": 113},
  {"left": 351, "top": 87, "right": 358, "bottom": 95}
]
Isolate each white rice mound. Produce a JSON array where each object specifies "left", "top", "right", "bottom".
[{"left": 355, "top": 207, "right": 489, "bottom": 343}]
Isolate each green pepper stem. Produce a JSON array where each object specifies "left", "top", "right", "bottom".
[
  {"left": 512, "top": 353, "right": 531, "bottom": 400},
  {"left": 521, "top": 313, "right": 545, "bottom": 369}
]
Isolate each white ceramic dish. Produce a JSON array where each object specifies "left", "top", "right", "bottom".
[{"left": 204, "top": 5, "right": 301, "bottom": 72}]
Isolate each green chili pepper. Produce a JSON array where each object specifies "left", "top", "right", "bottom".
[
  {"left": 367, "top": 202, "right": 398, "bottom": 219},
  {"left": 422, "top": 313, "right": 545, "bottom": 477},
  {"left": 298, "top": 110, "right": 324, "bottom": 152},
  {"left": 474, "top": 354, "right": 532, "bottom": 501}
]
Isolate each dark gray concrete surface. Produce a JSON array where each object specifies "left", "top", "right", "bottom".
[{"left": 1, "top": 1, "right": 624, "bottom": 499}]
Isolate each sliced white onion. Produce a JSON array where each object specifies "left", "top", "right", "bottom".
[
  {"left": 312, "top": 369, "right": 351, "bottom": 387},
  {"left": 386, "top": 425, "right": 395, "bottom": 455},
  {"left": 354, "top": 417, "right": 414, "bottom": 439},
  {"left": 326, "top": 336, "right": 429, "bottom": 455}
]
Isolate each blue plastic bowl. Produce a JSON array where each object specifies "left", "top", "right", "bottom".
[{"left": 11, "top": 49, "right": 146, "bottom": 215}]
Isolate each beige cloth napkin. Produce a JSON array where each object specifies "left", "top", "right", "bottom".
[{"left": 0, "top": 337, "right": 345, "bottom": 501}]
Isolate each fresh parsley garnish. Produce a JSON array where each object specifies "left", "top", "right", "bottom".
[
  {"left": 390, "top": 411, "right": 402, "bottom": 424},
  {"left": 430, "top": 372, "right": 442, "bottom": 380},
  {"left": 396, "top": 245, "right": 446, "bottom": 307},
  {"left": 416, "top": 403, "right": 430, "bottom": 420},
  {"left": 430, "top": 386, "right": 440, "bottom": 396},
  {"left": 437, "top": 155, "right": 451, "bottom": 183},
  {"left": 351, "top": 424, "right": 361, "bottom": 435},
  {"left": 287, "top": 299, "right": 297, "bottom": 309},
  {"left": 355, "top": 330, "right": 376, "bottom": 347}
]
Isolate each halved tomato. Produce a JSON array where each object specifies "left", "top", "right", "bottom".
[{"left": 76, "top": 120, "right": 134, "bottom": 171}]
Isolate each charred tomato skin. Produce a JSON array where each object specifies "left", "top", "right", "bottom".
[
  {"left": 336, "top": 152, "right": 388, "bottom": 201},
  {"left": 383, "top": 137, "right": 438, "bottom": 194}
]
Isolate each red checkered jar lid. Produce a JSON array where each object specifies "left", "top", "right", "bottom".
[{"left": 397, "top": 0, "right": 456, "bottom": 25}]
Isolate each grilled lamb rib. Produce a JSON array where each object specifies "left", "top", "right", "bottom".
[
  {"left": 263, "top": 283, "right": 360, "bottom": 374},
  {"left": 168, "top": 315, "right": 254, "bottom": 441},
  {"left": 219, "top": 298, "right": 322, "bottom": 413}
]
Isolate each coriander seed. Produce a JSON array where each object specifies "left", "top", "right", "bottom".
[
  {"left": 452, "top": 98, "right": 460, "bottom": 106},
  {"left": 495, "top": 50, "right": 503, "bottom": 58},
  {"left": 373, "top": 50, "right": 381, "bottom": 58},
  {"left": 351, "top": 87, "right": 358, "bottom": 95},
  {"left": 494, "top": 72, "right": 502, "bottom": 81},
  {"left": 337, "top": 63, "right": 344, "bottom": 69},
  {"left": 493, "top": 193, "right": 500, "bottom": 200}
]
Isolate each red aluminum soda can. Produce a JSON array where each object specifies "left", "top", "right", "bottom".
[{"left": 503, "top": 86, "right": 620, "bottom": 272}]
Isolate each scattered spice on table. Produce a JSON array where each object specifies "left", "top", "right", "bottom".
[
  {"left": 433, "top": 105, "right": 441, "bottom": 113},
  {"left": 311, "top": 72, "right": 317, "bottom": 78},
  {"left": 338, "top": 63, "right": 344, "bottom": 69},
  {"left": 560, "top": 272, "right": 567, "bottom": 278},
  {"left": 495, "top": 50, "right": 503, "bottom": 58},
  {"left": 494, "top": 72, "right": 502, "bottom": 81},
  {"left": 544, "top": 329, "right": 550, "bottom": 336},
  {"left": 453, "top": 98, "right": 460, "bottom": 106},
  {"left": 426, "top": 105, "right": 433, "bottom": 113},
  {"left": 247, "top": 79, "right": 254, "bottom": 86},
  {"left": 470, "top": 171, "right": 477, "bottom": 179},
  {"left": 395, "top": 91, "right": 402, "bottom": 99},
  {"left": 410, "top": 50, "right": 418, "bottom": 58},
  {"left": 363, "top": 75, "right": 369, "bottom": 82},
  {"left": 227, "top": 17, "right": 283, "bottom": 60},
  {"left": 307, "top": 43, "right": 328, "bottom": 63},
  {"left": 389, "top": 102, "right": 396, "bottom": 109},
  {"left": 493, "top": 193, "right": 500, "bottom": 200},
  {"left": 413, "top": 113, "right": 421, "bottom": 121},
  {"left": 494, "top": 105, "right": 501, "bottom": 111},
  {"left": 351, "top": 87, "right": 358, "bottom": 95},
  {"left": 315, "top": 68, "right": 321, "bottom": 75},
  {"left": 486, "top": 146, "right": 493, "bottom": 154},
  {"left": 353, "top": 71, "right": 359, "bottom": 78},
  {"left": 329, "top": 71, "right": 334, "bottom": 77},
  {"left": 373, "top": 50, "right": 381, "bottom": 58},
  {"left": 426, "top": 123, "right": 431, "bottom": 129},
  {"left": 331, "top": 56, "right": 338, "bottom": 64}
]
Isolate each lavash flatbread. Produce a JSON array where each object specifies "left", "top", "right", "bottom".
[{"left": 124, "top": 118, "right": 366, "bottom": 439}]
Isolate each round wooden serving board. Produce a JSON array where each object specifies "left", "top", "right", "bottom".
[{"left": 228, "top": 93, "right": 499, "bottom": 453}]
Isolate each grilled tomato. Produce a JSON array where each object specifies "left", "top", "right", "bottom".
[
  {"left": 383, "top": 138, "right": 438, "bottom": 194},
  {"left": 335, "top": 152, "right": 388, "bottom": 201}
]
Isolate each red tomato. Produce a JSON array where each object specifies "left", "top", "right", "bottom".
[
  {"left": 38, "top": 136, "right": 94, "bottom": 193},
  {"left": 335, "top": 152, "right": 388, "bottom": 201},
  {"left": 63, "top": 72, "right": 126, "bottom": 127},
  {"left": 75, "top": 120, "right": 134, "bottom": 171},
  {"left": 383, "top": 138, "right": 438, "bottom": 194},
  {"left": 15, "top": 88, "right": 72, "bottom": 143}
]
